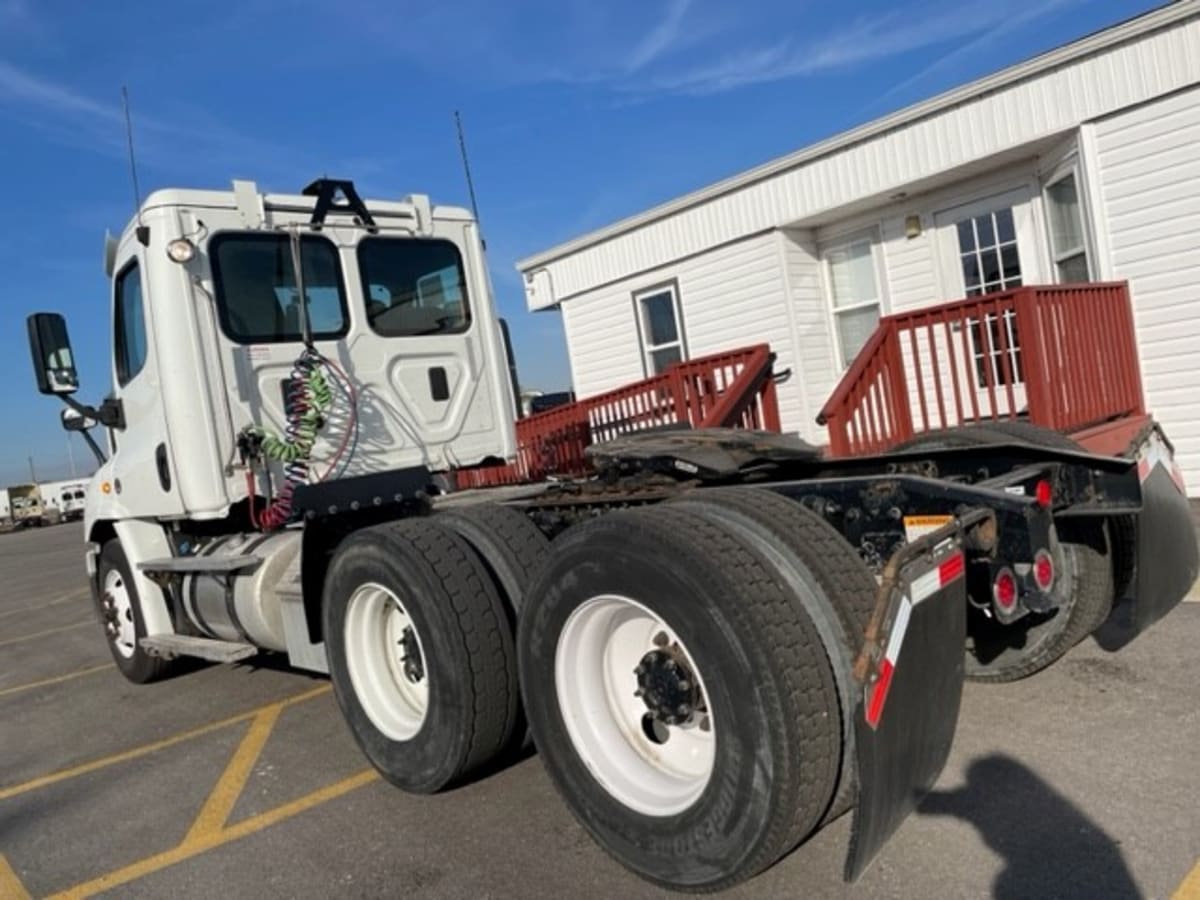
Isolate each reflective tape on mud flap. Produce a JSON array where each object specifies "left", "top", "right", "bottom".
[
  {"left": 845, "top": 519, "right": 975, "bottom": 884},
  {"left": 864, "top": 551, "right": 965, "bottom": 730}
]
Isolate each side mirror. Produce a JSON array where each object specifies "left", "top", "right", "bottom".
[
  {"left": 27, "top": 313, "right": 79, "bottom": 395},
  {"left": 61, "top": 407, "right": 97, "bottom": 432}
]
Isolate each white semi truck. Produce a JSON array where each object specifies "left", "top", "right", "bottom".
[{"left": 27, "top": 178, "right": 1197, "bottom": 891}]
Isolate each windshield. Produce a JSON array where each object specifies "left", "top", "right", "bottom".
[{"left": 357, "top": 238, "right": 471, "bottom": 337}]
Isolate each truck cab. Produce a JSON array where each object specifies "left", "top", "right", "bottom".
[{"left": 69, "top": 178, "right": 516, "bottom": 532}]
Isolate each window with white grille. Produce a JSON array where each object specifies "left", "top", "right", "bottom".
[{"left": 634, "top": 283, "right": 686, "bottom": 375}]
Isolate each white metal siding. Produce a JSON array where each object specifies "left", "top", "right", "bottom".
[
  {"left": 558, "top": 287, "right": 645, "bottom": 401},
  {"left": 525, "top": 13, "right": 1200, "bottom": 307},
  {"left": 561, "top": 233, "right": 809, "bottom": 434},
  {"left": 1095, "top": 85, "right": 1200, "bottom": 493},
  {"left": 779, "top": 229, "right": 836, "bottom": 441}
]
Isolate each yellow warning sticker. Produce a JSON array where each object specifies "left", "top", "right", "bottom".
[{"left": 903, "top": 514, "right": 953, "bottom": 542}]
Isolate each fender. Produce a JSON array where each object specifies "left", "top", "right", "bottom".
[{"left": 110, "top": 518, "right": 175, "bottom": 637}]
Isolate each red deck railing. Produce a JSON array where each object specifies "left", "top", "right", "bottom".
[
  {"left": 456, "top": 344, "right": 780, "bottom": 488},
  {"left": 818, "top": 283, "right": 1145, "bottom": 457}
]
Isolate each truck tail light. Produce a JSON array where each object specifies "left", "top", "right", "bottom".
[
  {"left": 993, "top": 568, "right": 1018, "bottom": 612},
  {"left": 1035, "top": 479, "right": 1053, "bottom": 508},
  {"left": 1033, "top": 548, "right": 1055, "bottom": 591}
]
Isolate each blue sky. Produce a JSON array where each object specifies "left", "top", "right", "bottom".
[{"left": 0, "top": 0, "right": 1157, "bottom": 484}]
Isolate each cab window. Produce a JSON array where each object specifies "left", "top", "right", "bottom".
[
  {"left": 115, "top": 261, "right": 148, "bottom": 386},
  {"left": 211, "top": 233, "right": 348, "bottom": 343},
  {"left": 357, "top": 238, "right": 471, "bottom": 337}
]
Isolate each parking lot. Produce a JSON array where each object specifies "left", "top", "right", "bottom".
[{"left": 1, "top": 523, "right": 1198, "bottom": 899}]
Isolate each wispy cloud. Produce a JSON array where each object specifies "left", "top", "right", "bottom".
[
  {"left": 862, "top": 0, "right": 1083, "bottom": 111},
  {"left": 0, "top": 59, "right": 331, "bottom": 187},
  {"left": 623, "top": 0, "right": 693, "bottom": 74},
  {"left": 623, "top": 0, "right": 1078, "bottom": 96},
  {"left": 0, "top": 60, "right": 118, "bottom": 122}
]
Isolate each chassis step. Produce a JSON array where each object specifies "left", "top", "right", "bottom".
[
  {"left": 140, "top": 634, "right": 259, "bottom": 663},
  {"left": 138, "top": 555, "right": 262, "bottom": 575}
]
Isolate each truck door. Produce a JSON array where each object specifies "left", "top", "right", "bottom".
[{"left": 107, "top": 251, "right": 184, "bottom": 516}]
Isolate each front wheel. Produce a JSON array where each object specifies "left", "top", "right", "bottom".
[
  {"left": 96, "top": 540, "right": 177, "bottom": 684},
  {"left": 519, "top": 507, "right": 841, "bottom": 892}
]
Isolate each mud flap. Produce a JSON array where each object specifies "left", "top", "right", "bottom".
[
  {"left": 844, "top": 522, "right": 974, "bottom": 882},
  {"left": 1098, "top": 430, "right": 1198, "bottom": 649}
]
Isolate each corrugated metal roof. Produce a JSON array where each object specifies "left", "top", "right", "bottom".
[{"left": 517, "top": 2, "right": 1198, "bottom": 281}]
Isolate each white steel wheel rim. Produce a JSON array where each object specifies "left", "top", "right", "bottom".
[
  {"left": 555, "top": 594, "right": 716, "bottom": 817},
  {"left": 103, "top": 568, "right": 137, "bottom": 659},
  {"left": 344, "top": 582, "right": 429, "bottom": 741}
]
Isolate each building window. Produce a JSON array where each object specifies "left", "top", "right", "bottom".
[
  {"left": 955, "top": 207, "right": 1023, "bottom": 297},
  {"left": 1044, "top": 171, "right": 1091, "bottom": 283},
  {"left": 634, "top": 283, "right": 686, "bottom": 375},
  {"left": 953, "top": 206, "right": 1025, "bottom": 386},
  {"left": 114, "top": 261, "right": 148, "bottom": 387},
  {"left": 824, "top": 231, "right": 883, "bottom": 367}
]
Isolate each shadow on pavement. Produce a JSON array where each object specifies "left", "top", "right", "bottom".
[{"left": 920, "top": 754, "right": 1140, "bottom": 900}]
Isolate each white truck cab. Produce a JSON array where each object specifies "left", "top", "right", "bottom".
[{"left": 81, "top": 178, "right": 515, "bottom": 530}]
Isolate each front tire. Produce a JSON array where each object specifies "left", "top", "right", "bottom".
[
  {"left": 96, "top": 540, "right": 176, "bottom": 684},
  {"left": 322, "top": 519, "right": 520, "bottom": 793},
  {"left": 519, "top": 507, "right": 841, "bottom": 891}
]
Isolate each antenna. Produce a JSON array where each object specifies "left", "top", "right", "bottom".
[
  {"left": 121, "top": 85, "right": 149, "bottom": 247},
  {"left": 454, "top": 110, "right": 483, "bottom": 243}
]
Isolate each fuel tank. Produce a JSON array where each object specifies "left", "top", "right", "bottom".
[{"left": 181, "top": 531, "right": 301, "bottom": 651}]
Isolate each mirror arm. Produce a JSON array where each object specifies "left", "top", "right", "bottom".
[
  {"left": 78, "top": 429, "right": 107, "bottom": 466},
  {"left": 61, "top": 395, "right": 125, "bottom": 431}
]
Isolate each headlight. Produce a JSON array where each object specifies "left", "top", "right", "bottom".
[{"left": 166, "top": 238, "right": 196, "bottom": 263}]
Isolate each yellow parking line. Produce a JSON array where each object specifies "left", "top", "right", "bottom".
[
  {"left": 1174, "top": 859, "right": 1200, "bottom": 899},
  {"left": 0, "top": 589, "right": 89, "bottom": 620},
  {"left": 46, "top": 769, "right": 378, "bottom": 900},
  {"left": 0, "top": 684, "right": 331, "bottom": 802},
  {"left": 185, "top": 704, "right": 282, "bottom": 842},
  {"left": 0, "top": 853, "right": 32, "bottom": 900},
  {"left": 0, "top": 663, "right": 113, "bottom": 699},
  {"left": 0, "top": 621, "right": 90, "bottom": 648}
]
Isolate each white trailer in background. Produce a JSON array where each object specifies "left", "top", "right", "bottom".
[{"left": 40, "top": 479, "right": 89, "bottom": 522}]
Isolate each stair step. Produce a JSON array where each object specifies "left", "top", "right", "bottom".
[
  {"left": 138, "top": 556, "right": 262, "bottom": 575},
  {"left": 140, "top": 634, "right": 259, "bottom": 663}
]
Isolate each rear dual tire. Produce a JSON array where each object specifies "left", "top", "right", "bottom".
[
  {"left": 322, "top": 519, "right": 521, "bottom": 793},
  {"left": 518, "top": 505, "right": 848, "bottom": 891}
]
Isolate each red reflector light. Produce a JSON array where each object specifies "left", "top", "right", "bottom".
[
  {"left": 1035, "top": 479, "right": 1053, "bottom": 508},
  {"left": 993, "top": 568, "right": 1018, "bottom": 611},
  {"left": 1034, "top": 549, "right": 1055, "bottom": 591}
]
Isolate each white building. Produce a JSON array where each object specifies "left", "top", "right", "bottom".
[{"left": 517, "top": 3, "right": 1200, "bottom": 492}]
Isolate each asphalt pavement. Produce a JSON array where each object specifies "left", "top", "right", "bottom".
[{"left": 1, "top": 523, "right": 1198, "bottom": 899}]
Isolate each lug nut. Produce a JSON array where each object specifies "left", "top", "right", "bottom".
[
  {"left": 677, "top": 680, "right": 690, "bottom": 691},
  {"left": 677, "top": 704, "right": 690, "bottom": 716},
  {"left": 664, "top": 658, "right": 676, "bottom": 671}
]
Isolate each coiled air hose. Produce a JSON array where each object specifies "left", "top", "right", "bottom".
[{"left": 250, "top": 347, "right": 335, "bottom": 530}]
